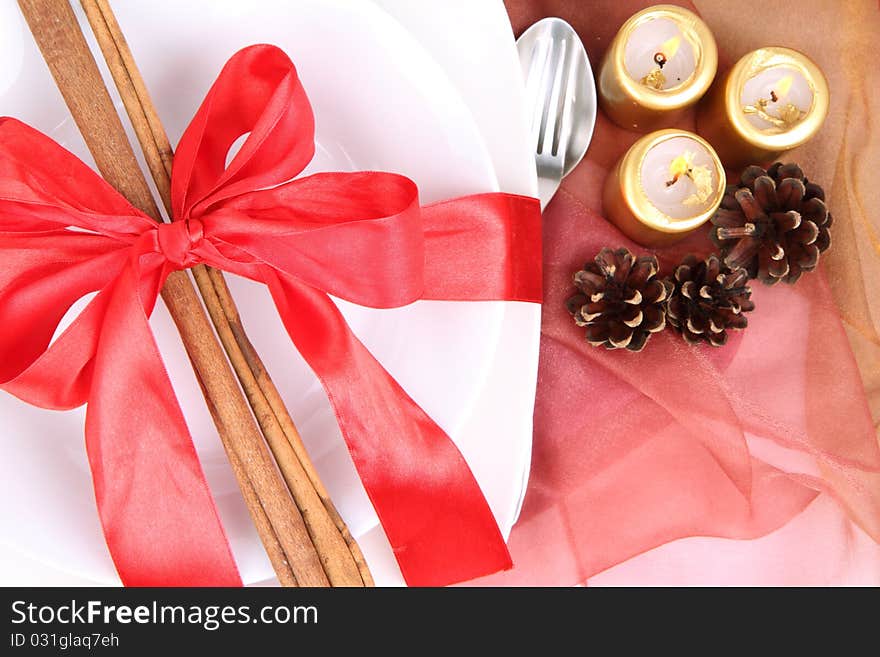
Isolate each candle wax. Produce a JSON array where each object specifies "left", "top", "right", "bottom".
[
  {"left": 623, "top": 17, "right": 696, "bottom": 91},
  {"left": 639, "top": 136, "right": 718, "bottom": 220},
  {"left": 741, "top": 66, "right": 813, "bottom": 131}
]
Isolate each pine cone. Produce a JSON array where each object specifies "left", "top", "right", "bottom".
[
  {"left": 566, "top": 247, "right": 671, "bottom": 352},
  {"left": 666, "top": 254, "right": 755, "bottom": 347},
  {"left": 710, "top": 162, "right": 832, "bottom": 285}
]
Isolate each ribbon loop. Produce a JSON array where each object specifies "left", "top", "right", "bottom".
[
  {"left": 202, "top": 172, "right": 427, "bottom": 307},
  {"left": 172, "top": 45, "right": 316, "bottom": 220}
]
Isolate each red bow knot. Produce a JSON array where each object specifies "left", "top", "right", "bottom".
[
  {"left": 0, "top": 45, "right": 541, "bottom": 586},
  {"left": 155, "top": 219, "right": 205, "bottom": 268}
]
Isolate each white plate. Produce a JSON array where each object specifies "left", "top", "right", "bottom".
[
  {"left": 370, "top": 0, "right": 538, "bottom": 197},
  {"left": 368, "top": 0, "right": 540, "bottom": 528},
  {"left": 0, "top": 0, "right": 539, "bottom": 585}
]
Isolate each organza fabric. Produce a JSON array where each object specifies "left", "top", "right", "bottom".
[{"left": 471, "top": 0, "right": 880, "bottom": 585}]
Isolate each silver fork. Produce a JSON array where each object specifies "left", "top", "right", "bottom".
[{"left": 517, "top": 18, "right": 597, "bottom": 210}]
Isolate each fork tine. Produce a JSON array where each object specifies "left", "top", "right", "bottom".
[
  {"left": 541, "top": 36, "right": 567, "bottom": 158},
  {"left": 531, "top": 36, "right": 557, "bottom": 154},
  {"left": 524, "top": 35, "right": 548, "bottom": 99},
  {"left": 553, "top": 36, "right": 579, "bottom": 159},
  {"left": 525, "top": 36, "right": 551, "bottom": 152}
]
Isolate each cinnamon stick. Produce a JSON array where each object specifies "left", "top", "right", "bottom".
[
  {"left": 18, "top": 0, "right": 329, "bottom": 587},
  {"left": 78, "top": 0, "right": 373, "bottom": 586},
  {"left": 207, "top": 268, "right": 374, "bottom": 585}
]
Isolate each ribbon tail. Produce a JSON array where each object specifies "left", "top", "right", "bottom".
[
  {"left": 421, "top": 193, "right": 542, "bottom": 302},
  {"left": 266, "top": 270, "right": 512, "bottom": 586},
  {"left": 87, "top": 264, "right": 241, "bottom": 586}
]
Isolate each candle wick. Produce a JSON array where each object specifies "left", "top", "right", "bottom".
[
  {"left": 641, "top": 54, "right": 667, "bottom": 89},
  {"left": 665, "top": 170, "right": 687, "bottom": 187},
  {"left": 770, "top": 90, "right": 779, "bottom": 102}
]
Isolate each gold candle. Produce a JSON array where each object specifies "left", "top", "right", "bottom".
[
  {"left": 697, "top": 47, "right": 829, "bottom": 169},
  {"left": 603, "top": 129, "right": 725, "bottom": 247},
  {"left": 598, "top": 5, "right": 718, "bottom": 132}
]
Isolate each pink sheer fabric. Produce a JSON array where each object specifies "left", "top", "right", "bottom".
[{"left": 469, "top": 0, "right": 880, "bottom": 585}]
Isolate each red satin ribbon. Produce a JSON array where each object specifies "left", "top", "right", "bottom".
[{"left": 0, "top": 45, "right": 541, "bottom": 586}]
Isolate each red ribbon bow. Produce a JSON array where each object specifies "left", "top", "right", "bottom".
[{"left": 0, "top": 45, "right": 541, "bottom": 586}]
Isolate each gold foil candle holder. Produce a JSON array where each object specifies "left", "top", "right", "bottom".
[
  {"left": 697, "top": 46, "right": 829, "bottom": 169},
  {"left": 603, "top": 129, "right": 725, "bottom": 247},
  {"left": 598, "top": 5, "right": 718, "bottom": 132}
]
